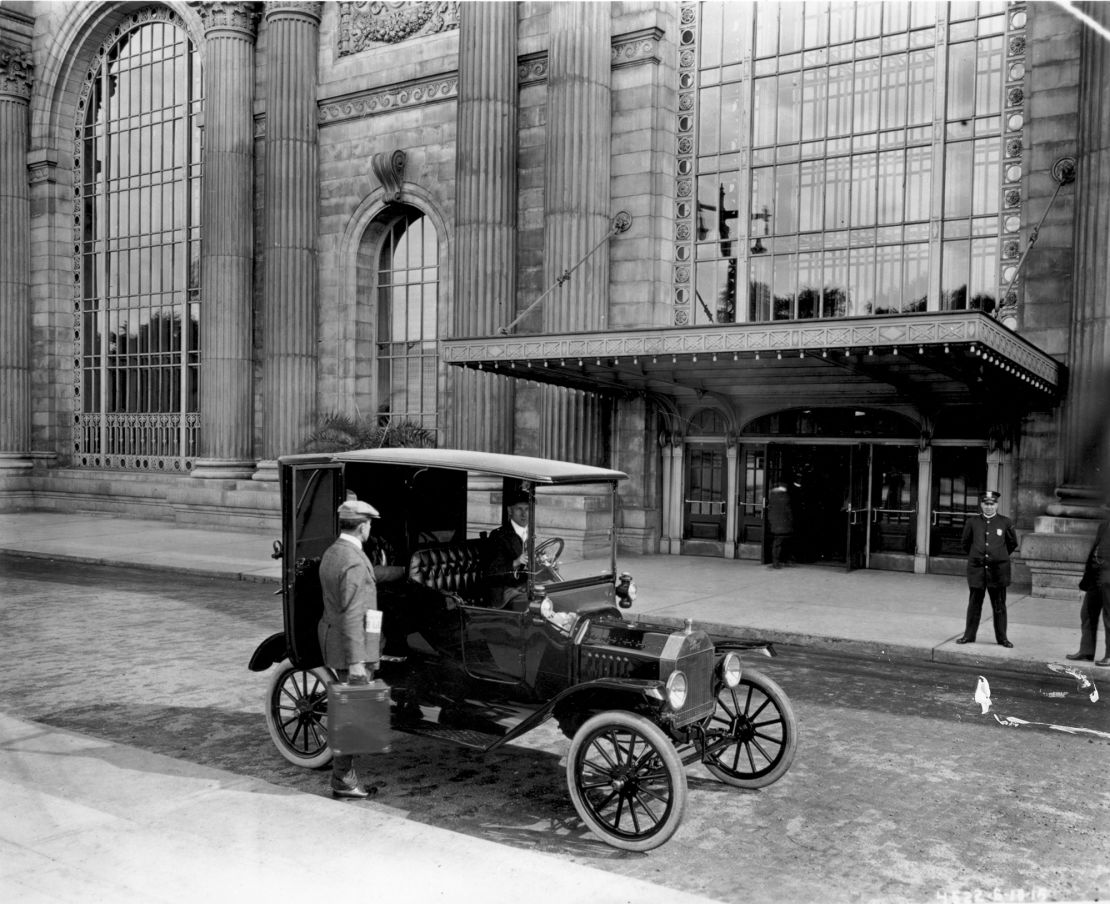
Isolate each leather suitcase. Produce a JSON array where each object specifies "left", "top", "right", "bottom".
[{"left": 328, "top": 679, "right": 393, "bottom": 755}]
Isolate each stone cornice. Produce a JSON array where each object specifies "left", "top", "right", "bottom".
[
  {"left": 0, "top": 44, "right": 33, "bottom": 101},
  {"left": 193, "top": 1, "right": 261, "bottom": 38},
  {"left": 318, "top": 72, "right": 458, "bottom": 125},
  {"left": 519, "top": 27, "right": 665, "bottom": 86}
]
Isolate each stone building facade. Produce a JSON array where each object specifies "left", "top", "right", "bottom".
[{"left": 1, "top": 1, "right": 1107, "bottom": 597}]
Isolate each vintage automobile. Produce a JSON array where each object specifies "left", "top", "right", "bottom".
[{"left": 249, "top": 448, "right": 796, "bottom": 851}]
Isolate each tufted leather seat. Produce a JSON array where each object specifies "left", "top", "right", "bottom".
[{"left": 407, "top": 539, "right": 488, "bottom": 604}]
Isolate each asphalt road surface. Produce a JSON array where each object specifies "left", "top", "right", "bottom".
[{"left": 1, "top": 555, "right": 1107, "bottom": 903}]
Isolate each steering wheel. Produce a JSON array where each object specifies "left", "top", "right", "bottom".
[{"left": 535, "top": 537, "right": 565, "bottom": 581}]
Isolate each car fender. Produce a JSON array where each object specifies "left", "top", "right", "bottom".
[
  {"left": 249, "top": 632, "right": 288, "bottom": 672},
  {"left": 486, "top": 676, "right": 667, "bottom": 751}
]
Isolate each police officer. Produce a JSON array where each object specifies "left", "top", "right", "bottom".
[
  {"left": 956, "top": 490, "right": 1018, "bottom": 647},
  {"left": 318, "top": 497, "right": 381, "bottom": 798}
]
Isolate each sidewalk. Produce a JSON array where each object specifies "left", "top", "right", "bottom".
[
  {"left": 0, "top": 510, "right": 1098, "bottom": 904},
  {"left": 0, "top": 510, "right": 1095, "bottom": 676}
]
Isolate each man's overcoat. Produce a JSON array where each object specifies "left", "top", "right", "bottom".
[{"left": 318, "top": 537, "right": 378, "bottom": 669}]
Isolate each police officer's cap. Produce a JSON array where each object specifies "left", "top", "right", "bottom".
[
  {"left": 337, "top": 499, "right": 379, "bottom": 521},
  {"left": 979, "top": 491, "right": 1000, "bottom": 504}
]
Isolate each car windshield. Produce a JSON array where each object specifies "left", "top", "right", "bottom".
[{"left": 530, "top": 482, "right": 615, "bottom": 582}]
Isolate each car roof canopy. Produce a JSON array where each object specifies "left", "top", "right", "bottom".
[{"left": 278, "top": 448, "right": 627, "bottom": 485}]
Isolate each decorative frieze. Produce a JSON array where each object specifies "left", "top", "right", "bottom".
[
  {"left": 318, "top": 73, "right": 457, "bottom": 124},
  {"left": 518, "top": 28, "right": 665, "bottom": 87},
  {"left": 337, "top": 1, "right": 458, "bottom": 56},
  {"left": 442, "top": 312, "right": 1062, "bottom": 391}
]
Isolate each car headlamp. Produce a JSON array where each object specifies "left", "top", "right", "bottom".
[
  {"left": 665, "top": 670, "right": 688, "bottom": 710},
  {"left": 720, "top": 652, "right": 742, "bottom": 688}
]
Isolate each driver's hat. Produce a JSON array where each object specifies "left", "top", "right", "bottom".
[
  {"left": 978, "top": 490, "right": 1000, "bottom": 504},
  {"left": 504, "top": 487, "right": 530, "bottom": 507},
  {"left": 337, "top": 498, "right": 379, "bottom": 521}
]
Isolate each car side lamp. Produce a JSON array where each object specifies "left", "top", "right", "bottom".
[{"left": 615, "top": 572, "right": 636, "bottom": 608}]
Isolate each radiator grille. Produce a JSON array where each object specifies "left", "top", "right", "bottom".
[{"left": 673, "top": 645, "right": 715, "bottom": 726}]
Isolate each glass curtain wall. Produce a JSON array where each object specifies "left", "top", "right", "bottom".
[
  {"left": 678, "top": 1, "right": 1023, "bottom": 327},
  {"left": 75, "top": 15, "right": 201, "bottom": 469},
  {"left": 376, "top": 209, "right": 440, "bottom": 437}
]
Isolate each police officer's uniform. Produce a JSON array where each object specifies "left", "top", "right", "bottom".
[{"left": 957, "top": 490, "right": 1018, "bottom": 647}]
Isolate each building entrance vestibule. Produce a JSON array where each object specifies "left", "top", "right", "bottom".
[{"left": 677, "top": 408, "right": 993, "bottom": 575}]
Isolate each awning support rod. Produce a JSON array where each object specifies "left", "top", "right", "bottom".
[
  {"left": 498, "top": 211, "right": 632, "bottom": 335},
  {"left": 1001, "top": 155, "right": 1076, "bottom": 308}
]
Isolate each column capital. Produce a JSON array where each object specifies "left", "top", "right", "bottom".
[
  {"left": 193, "top": 2, "right": 261, "bottom": 38},
  {"left": 0, "top": 44, "right": 32, "bottom": 102},
  {"left": 263, "top": 2, "right": 323, "bottom": 26}
]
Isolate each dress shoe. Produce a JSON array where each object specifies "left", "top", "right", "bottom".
[
  {"left": 1096, "top": 657, "right": 1110, "bottom": 667},
  {"left": 999, "top": 640, "right": 1014, "bottom": 648},
  {"left": 955, "top": 637, "right": 973, "bottom": 644},
  {"left": 1065, "top": 652, "right": 1094, "bottom": 661},
  {"left": 331, "top": 782, "right": 376, "bottom": 800}
]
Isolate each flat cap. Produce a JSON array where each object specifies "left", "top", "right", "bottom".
[
  {"left": 337, "top": 498, "right": 379, "bottom": 520},
  {"left": 979, "top": 490, "right": 1000, "bottom": 504}
]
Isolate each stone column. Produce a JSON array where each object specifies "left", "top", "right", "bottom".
[
  {"left": 914, "top": 447, "right": 932, "bottom": 574},
  {"left": 1056, "top": 0, "right": 1110, "bottom": 508},
  {"left": 539, "top": 2, "right": 612, "bottom": 464},
  {"left": 0, "top": 42, "right": 32, "bottom": 471},
  {"left": 1023, "top": 3, "right": 1110, "bottom": 597},
  {"left": 450, "top": 1, "right": 517, "bottom": 452},
  {"left": 192, "top": 2, "right": 259, "bottom": 479},
  {"left": 256, "top": 1, "right": 322, "bottom": 478}
]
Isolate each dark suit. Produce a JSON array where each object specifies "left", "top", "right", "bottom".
[
  {"left": 318, "top": 536, "right": 378, "bottom": 670},
  {"left": 960, "top": 512, "right": 1018, "bottom": 643},
  {"left": 1077, "top": 521, "right": 1110, "bottom": 657},
  {"left": 485, "top": 524, "right": 528, "bottom": 609},
  {"left": 318, "top": 534, "right": 378, "bottom": 785}
]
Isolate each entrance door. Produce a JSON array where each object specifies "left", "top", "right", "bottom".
[
  {"left": 869, "top": 446, "right": 918, "bottom": 569},
  {"left": 930, "top": 446, "right": 986, "bottom": 558},
  {"left": 684, "top": 444, "right": 727, "bottom": 548},
  {"left": 845, "top": 444, "right": 871, "bottom": 571},
  {"left": 767, "top": 444, "right": 850, "bottom": 565}
]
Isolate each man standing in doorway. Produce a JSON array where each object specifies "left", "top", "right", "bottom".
[{"left": 957, "top": 490, "right": 1018, "bottom": 648}]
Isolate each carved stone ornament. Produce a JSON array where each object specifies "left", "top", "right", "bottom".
[
  {"left": 371, "top": 149, "right": 406, "bottom": 201},
  {"left": 0, "top": 44, "right": 33, "bottom": 100},
  {"left": 193, "top": 2, "right": 261, "bottom": 37},
  {"left": 338, "top": 1, "right": 458, "bottom": 57}
]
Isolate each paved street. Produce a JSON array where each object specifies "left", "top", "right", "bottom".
[{"left": 1, "top": 556, "right": 1106, "bottom": 903}]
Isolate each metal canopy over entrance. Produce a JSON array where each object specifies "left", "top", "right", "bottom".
[{"left": 441, "top": 311, "right": 1061, "bottom": 411}]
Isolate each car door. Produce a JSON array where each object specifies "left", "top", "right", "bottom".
[
  {"left": 283, "top": 462, "right": 344, "bottom": 667},
  {"left": 460, "top": 605, "right": 526, "bottom": 685}
]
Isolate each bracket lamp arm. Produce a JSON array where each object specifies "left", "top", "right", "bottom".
[{"left": 498, "top": 211, "right": 632, "bottom": 336}]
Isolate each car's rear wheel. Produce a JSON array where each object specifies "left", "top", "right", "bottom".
[
  {"left": 566, "top": 711, "right": 687, "bottom": 851},
  {"left": 703, "top": 666, "right": 796, "bottom": 788},
  {"left": 265, "top": 664, "right": 334, "bottom": 768}
]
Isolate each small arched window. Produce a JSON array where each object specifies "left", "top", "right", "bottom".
[{"left": 376, "top": 208, "right": 439, "bottom": 435}]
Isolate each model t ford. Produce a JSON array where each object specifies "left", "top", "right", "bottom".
[{"left": 249, "top": 449, "right": 796, "bottom": 850}]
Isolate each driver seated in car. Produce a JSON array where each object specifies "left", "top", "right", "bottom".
[{"left": 485, "top": 489, "right": 532, "bottom": 611}]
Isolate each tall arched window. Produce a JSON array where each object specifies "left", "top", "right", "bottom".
[
  {"left": 74, "top": 12, "right": 200, "bottom": 470},
  {"left": 376, "top": 208, "right": 439, "bottom": 435}
]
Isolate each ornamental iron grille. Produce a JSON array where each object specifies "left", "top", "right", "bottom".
[
  {"left": 73, "top": 11, "right": 201, "bottom": 471},
  {"left": 675, "top": 1, "right": 1028, "bottom": 327}
]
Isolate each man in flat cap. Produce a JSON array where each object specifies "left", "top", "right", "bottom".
[
  {"left": 957, "top": 490, "right": 1018, "bottom": 647},
  {"left": 485, "top": 486, "right": 532, "bottom": 610},
  {"left": 318, "top": 496, "right": 381, "bottom": 798}
]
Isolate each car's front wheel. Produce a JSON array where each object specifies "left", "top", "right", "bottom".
[
  {"left": 703, "top": 666, "right": 796, "bottom": 788},
  {"left": 264, "top": 663, "right": 334, "bottom": 768},
  {"left": 566, "top": 711, "right": 687, "bottom": 851}
]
